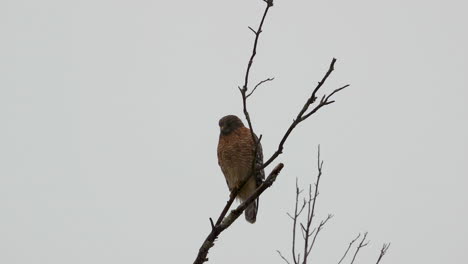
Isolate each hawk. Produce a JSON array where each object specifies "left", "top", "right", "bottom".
[{"left": 217, "top": 115, "right": 265, "bottom": 223}]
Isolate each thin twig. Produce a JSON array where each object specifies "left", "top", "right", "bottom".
[
  {"left": 337, "top": 233, "right": 361, "bottom": 264},
  {"left": 375, "top": 243, "right": 391, "bottom": 264},
  {"left": 209, "top": 218, "right": 215, "bottom": 230},
  {"left": 246, "top": 77, "right": 275, "bottom": 98},
  {"left": 277, "top": 250, "right": 291, "bottom": 264},
  {"left": 307, "top": 214, "right": 333, "bottom": 256},
  {"left": 350, "top": 232, "right": 369, "bottom": 264},
  {"left": 291, "top": 178, "right": 307, "bottom": 264},
  {"left": 302, "top": 146, "right": 324, "bottom": 264}
]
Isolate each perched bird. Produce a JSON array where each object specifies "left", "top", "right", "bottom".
[{"left": 217, "top": 115, "right": 265, "bottom": 223}]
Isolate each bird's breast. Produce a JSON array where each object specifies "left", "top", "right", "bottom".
[{"left": 217, "top": 128, "right": 255, "bottom": 187}]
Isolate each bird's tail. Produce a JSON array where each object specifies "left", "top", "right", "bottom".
[{"left": 245, "top": 198, "right": 258, "bottom": 224}]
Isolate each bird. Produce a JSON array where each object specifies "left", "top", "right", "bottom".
[{"left": 217, "top": 115, "right": 265, "bottom": 223}]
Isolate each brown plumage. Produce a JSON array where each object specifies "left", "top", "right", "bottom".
[{"left": 217, "top": 115, "right": 265, "bottom": 223}]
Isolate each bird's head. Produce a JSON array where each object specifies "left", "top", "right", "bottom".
[{"left": 219, "top": 115, "right": 244, "bottom": 135}]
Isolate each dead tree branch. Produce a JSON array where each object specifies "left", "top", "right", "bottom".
[
  {"left": 307, "top": 214, "right": 333, "bottom": 259},
  {"left": 207, "top": 1, "right": 273, "bottom": 224},
  {"left": 203, "top": 0, "right": 274, "bottom": 236},
  {"left": 302, "top": 147, "right": 326, "bottom": 264},
  {"left": 337, "top": 233, "right": 361, "bottom": 264},
  {"left": 193, "top": 163, "right": 284, "bottom": 264},
  {"left": 194, "top": 4, "right": 276, "bottom": 263},
  {"left": 277, "top": 147, "right": 333, "bottom": 264},
  {"left": 246, "top": 77, "right": 275, "bottom": 98},
  {"left": 193, "top": 0, "right": 349, "bottom": 262},
  {"left": 350, "top": 232, "right": 369, "bottom": 264},
  {"left": 277, "top": 250, "right": 291, "bottom": 264},
  {"left": 238, "top": 0, "right": 274, "bottom": 144},
  {"left": 261, "top": 59, "right": 349, "bottom": 170},
  {"left": 290, "top": 178, "right": 306, "bottom": 264},
  {"left": 276, "top": 150, "right": 391, "bottom": 264},
  {"left": 375, "top": 243, "right": 391, "bottom": 264}
]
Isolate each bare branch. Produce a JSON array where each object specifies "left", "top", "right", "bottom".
[
  {"left": 261, "top": 60, "right": 349, "bottom": 170},
  {"left": 234, "top": 1, "right": 275, "bottom": 223},
  {"left": 239, "top": 1, "right": 273, "bottom": 145},
  {"left": 337, "top": 233, "right": 361, "bottom": 264},
  {"left": 277, "top": 250, "right": 291, "bottom": 264},
  {"left": 276, "top": 148, "right": 391, "bottom": 264},
  {"left": 219, "top": 163, "right": 283, "bottom": 225},
  {"left": 246, "top": 77, "right": 275, "bottom": 98},
  {"left": 302, "top": 146, "right": 324, "bottom": 264},
  {"left": 350, "top": 232, "right": 369, "bottom": 264},
  {"left": 300, "top": 226, "right": 306, "bottom": 240},
  {"left": 325, "top": 84, "right": 349, "bottom": 102},
  {"left": 278, "top": 147, "right": 337, "bottom": 264},
  {"left": 298, "top": 200, "right": 307, "bottom": 216},
  {"left": 291, "top": 178, "right": 303, "bottom": 264},
  {"left": 375, "top": 243, "right": 391, "bottom": 264},
  {"left": 193, "top": 163, "right": 284, "bottom": 264},
  {"left": 307, "top": 214, "right": 333, "bottom": 256}
]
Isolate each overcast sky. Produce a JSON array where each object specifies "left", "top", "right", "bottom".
[{"left": 1, "top": 0, "right": 467, "bottom": 263}]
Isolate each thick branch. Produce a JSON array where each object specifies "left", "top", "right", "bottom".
[{"left": 193, "top": 163, "right": 284, "bottom": 264}]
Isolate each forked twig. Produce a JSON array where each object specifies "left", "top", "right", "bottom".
[
  {"left": 337, "top": 233, "right": 361, "bottom": 264},
  {"left": 375, "top": 243, "right": 391, "bottom": 264},
  {"left": 350, "top": 232, "right": 369, "bottom": 264}
]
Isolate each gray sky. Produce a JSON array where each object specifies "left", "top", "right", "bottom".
[{"left": 1, "top": 0, "right": 467, "bottom": 263}]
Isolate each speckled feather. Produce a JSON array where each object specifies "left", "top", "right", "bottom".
[{"left": 217, "top": 118, "right": 265, "bottom": 223}]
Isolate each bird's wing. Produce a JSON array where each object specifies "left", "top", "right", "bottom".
[{"left": 253, "top": 133, "right": 265, "bottom": 186}]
